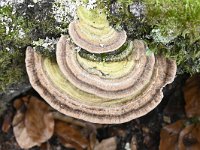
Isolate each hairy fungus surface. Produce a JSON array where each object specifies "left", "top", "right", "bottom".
[{"left": 25, "top": 7, "right": 176, "bottom": 124}]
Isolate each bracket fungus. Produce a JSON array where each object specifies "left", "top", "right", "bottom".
[
  {"left": 25, "top": 7, "right": 177, "bottom": 124},
  {"left": 69, "top": 6, "right": 127, "bottom": 53}
]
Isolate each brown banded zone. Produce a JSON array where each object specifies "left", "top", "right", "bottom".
[
  {"left": 68, "top": 21, "right": 127, "bottom": 53},
  {"left": 57, "top": 36, "right": 155, "bottom": 99},
  {"left": 26, "top": 39, "right": 176, "bottom": 124}
]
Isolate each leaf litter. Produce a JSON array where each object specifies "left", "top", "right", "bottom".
[
  {"left": 160, "top": 74, "right": 200, "bottom": 150},
  {"left": 1, "top": 75, "right": 200, "bottom": 149}
]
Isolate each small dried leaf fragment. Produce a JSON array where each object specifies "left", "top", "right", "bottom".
[
  {"left": 94, "top": 137, "right": 117, "bottom": 150},
  {"left": 13, "top": 98, "right": 24, "bottom": 110},
  {"left": 88, "top": 131, "right": 97, "bottom": 150},
  {"left": 159, "top": 120, "right": 185, "bottom": 150},
  {"left": 184, "top": 75, "right": 200, "bottom": 117},
  {"left": 40, "top": 142, "right": 52, "bottom": 150},
  {"left": 178, "top": 124, "right": 200, "bottom": 150},
  {"left": 25, "top": 96, "right": 54, "bottom": 143},
  {"left": 13, "top": 111, "right": 39, "bottom": 149},
  {"left": 12, "top": 96, "right": 54, "bottom": 149},
  {"left": 131, "top": 135, "right": 137, "bottom": 150},
  {"left": 2, "top": 111, "right": 13, "bottom": 133},
  {"left": 54, "top": 120, "right": 89, "bottom": 150}
]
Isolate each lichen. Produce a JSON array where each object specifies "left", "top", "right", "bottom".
[{"left": 33, "top": 37, "right": 58, "bottom": 59}]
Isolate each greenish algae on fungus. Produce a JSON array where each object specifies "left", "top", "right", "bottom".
[
  {"left": 78, "top": 41, "right": 134, "bottom": 62},
  {"left": 77, "top": 6, "right": 109, "bottom": 29},
  {"left": 25, "top": 6, "right": 177, "bottom": 124}
]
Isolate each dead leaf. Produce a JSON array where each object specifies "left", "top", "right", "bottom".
[
  {"left": 131, "top": 135, "right": 137, "bottom": 150},
  {"left": 109, "top": 127, "right": 127, "bottom": 138},
  {"left": 2, "top": 110, "right": 13, "bottom": 133},
  {"left": 12, "top": 110, "right": 38, "bottom": 149},
  {"left": 54, "top": 120, "right": 89, "bottom": 150},
  {"left": 52, "top": 111, "right": 102, "bottom": 129},
  {"left": 25, "top": 96, "right": 54, "bottom": 143},
  {"left": 13, "top": 95, "right": 31, "bottom": 109},
  {"left": 178, "top": 124, "right": 200, "bottom": 150},
  {"left": 159, "top": 120, "right": 185, "bottom": 150},
  {"left": 94, "top": 137, "right": 117, "bottom": 150},
  {"left": 12, "top": 96, "right": 54, "bottom": 149},
  {"left": 184, "top": 75, "right": 200, "bottom": 117},
  {"left": 13, "top": 98, "right": 24, "bottom": 110},
  {"left": 40, "top": 142, "right": 52, "bottom": 150},
  {"left": 53, "top": 111, "right": 99, "bottom": 150},
  {"left": 88, "top": 131, "right": 97, "bottom": 150}
]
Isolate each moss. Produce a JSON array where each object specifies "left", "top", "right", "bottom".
[
  {"left": 144, "top": 0, "right": 200, "bottom": 44},
  {"left": 147, "top": 36, "right": 200, "bottom": 74},
  {"left": 142, "top": 0, "right": 200, "bottom": 74},
  {"left": 95, "top": 0, "right": 200, "bottom": 74},
  {"left": 0, "top": 1, "right": 64, "bottom": 91},
  {"left": 0, "top": 50, "right": 24, "bottom": 91},
  {"left": 0, "top": 5, "right": 26, "bottom": 91}
]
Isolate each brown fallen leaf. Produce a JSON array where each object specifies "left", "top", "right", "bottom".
[
  {"left": 87, "top": 130, "right": 97, "bottom": 150},
  {"left": 131, "top": 135, "right": 137, "bottom": 150},
  {"left": 2, "top": 110, "right": 13, "bottom": 133},
  {"left": 54, "top": 120, "right": 89, "bottom": 150},
  {"left": 40, "top": 142, "right": 52, "bottom": 150},
  {"left": 159, "top": 120, "right": 185, "bottom": 150},
  {"left": 94, "top": 137, "right": 117, "bottom": 150},
  {"left": 178, "top": 123, "right": 200, "bottom": 150},
  {"left": 13, "top": 98, "right": 24, "bottom": 110},
  {"left": 108, "top": 127, "right": 127, "bottom": 138},
  {"left": 52, "top": 111, "right": 102, "bottom": 129},
  {"left": 25, "top": 96, "right": 54, "bottom": 143},
  {"left": 184, "top": 75, "right": 200, "bottom": 117},
  {"left": 12, "top": 96, "right": 54, "bottom": 149},
  {"left": 12, "top": 110, "right": 39, "bottom": 149}
]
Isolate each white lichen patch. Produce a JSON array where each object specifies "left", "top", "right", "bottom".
[
  {"left": 151, "top": 29, "right": 177, "bottom": 45},
  {"left": 0, "top": 0, "right": 24, "bottom": 7},
  {"left": 125, "top": 142, "right": 131, "bottom": 150},
  {"left": 5, "top": 47, "right": 11, "bottom": 52},
  {"left": 0, "top": 15, "right": 12, "bottom": 35},
  {"left": 52, "top": 0, "right": 97, "bottom": 24},
  {"left": 0, "top": 9, "right": 26, "bottom": 40},
  {"left": 85, "top": 0, "right": 97, "bottom": 9},
  {"left": 32, "top": 0, "right": 42, "bottom": 3},
  {"left": 129, "top": 2, "right": 145, "bottom": 18},
  {"left": 33, "top": 37, "right": 58, "bottom": 52},
  {"left": 0, "top": 1, "right": 28, "bottom": 42},
  {"left": 52, "top": 0, "right": 80, "bottom": 23},
  {"left": 18, "top": 28, "right": 25, "bottom": 39}
]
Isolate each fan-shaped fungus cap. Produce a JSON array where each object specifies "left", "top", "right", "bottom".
[
  {"left": 25, "top": 35, "right": 176, "bottom": 124},
  {"left": 56, "top": 36, "right": 155, "bottom": 99},
  {"left": 69, "top": 6, "right": 127, "bottom": 53}
]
